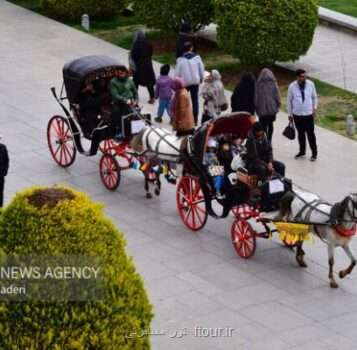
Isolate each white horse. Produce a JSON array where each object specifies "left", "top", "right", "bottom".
[{"left": 278, "top": 190, "right": 357, "bottom": 288}]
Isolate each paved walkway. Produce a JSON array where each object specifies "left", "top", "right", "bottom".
[
  {"left": 1, "top": 1, "right": 357, "bottom": 349},
  {"left": 279, "top": 24, "right": 357, "bottom": 93},
  {"left": 202, "top": 23, "right": 357, "bottom": 93}
]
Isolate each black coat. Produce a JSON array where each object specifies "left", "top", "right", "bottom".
[
  {"left": 245, "top": 132, "right": 273, "bottom": 165},
  {"left": 0, "top": 143, "right": 9, "bottom": 177},
  {"left": 131, "top": 37, "right": 156, "bottom": 87},
  {"left": 79, "top": 91, "right": 111, "bottom": 133},
  {"left": 231, "top": 72, "right": 256, "bottom": 115}
]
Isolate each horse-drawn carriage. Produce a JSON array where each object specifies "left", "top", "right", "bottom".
[
  {"left": 130, "top": 111, "right": 297, "bottom": 258},
  {"left": 47, "top": 55, "right": 162, "bottom": 195}
]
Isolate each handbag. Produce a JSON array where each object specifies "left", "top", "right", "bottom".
[{"left": 282, "top": 121, "right": 296, "bottom": 140}]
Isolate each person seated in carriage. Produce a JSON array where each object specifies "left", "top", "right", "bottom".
[
  {"left": 110, "top": 65, "right": 138, "bottom": 138},
  {"left": 204, "top": 138, "right": 225, "bottom": 198},
  {"left": 79, "top": 79, "right": 111, "bottom": 137},
  {"left": 245, "top": 122, "right": 285, "bottom": 182}
]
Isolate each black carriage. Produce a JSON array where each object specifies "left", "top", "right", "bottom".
[
  {"left": 47, "top": 55, "right": 147, "bottom": 168},
  {"left": 47, "top": 55, "right": 154, "bottom": 191},
  {"left": 175, "top": 112, "right": 292, "bottom": 258}
]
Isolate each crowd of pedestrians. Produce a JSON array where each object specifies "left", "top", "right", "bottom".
[{"left": 127, "top": 28, "right": 319, "bottom": 163}]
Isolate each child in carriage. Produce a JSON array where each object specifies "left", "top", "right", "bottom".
[
  {"left": 204, "top": 138, "right": 224, "bottom": 198},
  {"left": 110, "top": 65, "right": 138, "bottom": 138}
]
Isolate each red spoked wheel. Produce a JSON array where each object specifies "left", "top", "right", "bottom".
[
  {"left": 231, "top": 219, "right": 256, "bottom": 259},
  {"left": 99, "top": 154, "right": 121, "bottom": 190},
  {"left": 176, "top": 176, "right": 207, "bottom": 231},
  {"left": 99, "top": 139, "right": 117, "bottom": 155},
  {"left": 47, "top": 115, "right": 76, "bottom": 167}
]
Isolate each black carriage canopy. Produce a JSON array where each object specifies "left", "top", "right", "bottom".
[
  {"left": 62, "top": 55, "right": 123, "bottom": 103},
  {"left": 190, "top": 112, "right": 254, "bottom": 161}
]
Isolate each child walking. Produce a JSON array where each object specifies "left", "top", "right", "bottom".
[{"left": 155, "top": 64, "right": 174, "bottom": 123}]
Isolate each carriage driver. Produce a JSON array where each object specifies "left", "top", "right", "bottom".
[
  {"left": 245, "top": 122, "right": 285, "bottom": 182},
  {"left": 110, "top": 65, "right": 138, "bottom": 138}
]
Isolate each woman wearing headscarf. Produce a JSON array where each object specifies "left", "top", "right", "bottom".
[
  {"left": 255, "top": 68, "right": 281, "bottom": 142},
  {"left": 201, "top": 69, "right": 227, "bottom": 122},
  {"left": 130, "top": 29, "right": 156, "bottom": 104},
  {"left": 231, "top": 72, "right": 256, "bottom": 115},
  {"left": 171, "top": 77, "right": 195, "bottom": 136},
  {"left": 211, "top": 70, "right": 228, "bottom": 113}
]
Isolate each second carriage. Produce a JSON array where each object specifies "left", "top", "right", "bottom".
[{"left": 133, "top": 112, "right": 294, "bottom": 259}]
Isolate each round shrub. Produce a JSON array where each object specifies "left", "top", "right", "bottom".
[
  {"left": 0, "top": 186, "right": 153, "bottom": 350},
  {"left": 40, "top": 0, "right": 123, "bottom": 21},
  {"left": 215, "top": 0, "right": 319, "bottom": 65},
  {"left": 132, "top": 0, "right": 215, "bottom": 32}
]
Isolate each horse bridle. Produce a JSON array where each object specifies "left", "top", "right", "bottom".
[{"left": 345, "top": 195, "right": 357, "bottom": 222}]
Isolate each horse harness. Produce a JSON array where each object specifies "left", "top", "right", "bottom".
[
  {"left": 292, "top": 192, "right": 357, "bottom": 239},
  {"left": 292, "top": 192, "right": 331, "bottom": 224}
]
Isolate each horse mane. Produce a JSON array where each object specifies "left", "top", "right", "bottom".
[
  {"left": 330, "top": 202, "right": 341, "bottom": 224},
  {"left": 332, "top": 196, "right": 350, "bottom": 223}
]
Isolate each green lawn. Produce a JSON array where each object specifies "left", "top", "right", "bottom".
[{"left": 320, "top": 0, "right": 357, "bottom": 18}]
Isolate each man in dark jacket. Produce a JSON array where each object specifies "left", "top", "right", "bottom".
[
  {"left": 0, "top": 138, "right": 9, "bottom": 207},
  {"left": 79, "top": 80, "right": 111, "bottom": 137},
  {"left": 245, "top": 122, "right": 285, "bottom": 181}
]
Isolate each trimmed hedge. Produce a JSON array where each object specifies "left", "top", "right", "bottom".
[
  {"left": 40, "top": 0, "right": 123, "bottom": 21},
  {"left": 0, "top": 186, "right": 153, "bottom": 349},
  {"left": 132, "top": 0, "right": 215, "bottom": 32},
  {"left": 215, "top": 0, "right": 319, "bottom": 65}
]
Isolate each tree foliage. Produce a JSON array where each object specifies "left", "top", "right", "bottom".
[
  {"left": 132, "top": 0, "right": 215, "bottom": 32},
  {"left": 0, "top": 186, "right": 153, "bottom": 349},
  {"left": 215, "top": 0, "right": 319, "bottom": 65},
  {"left": 40, "top": 0, "right": 123, "bottom": 21}
]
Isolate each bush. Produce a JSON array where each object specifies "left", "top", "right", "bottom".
[
  {"left": 0, "top": 186, "right": 153, "bottom": 349},
  {"left": 215, "top": 0, "right": 319, "bottom": 65},
  {"left": 132, "top": 0, "right": 215, "bottom": 32},
  {"left": 40, "top": 0, "right": 123, "bottom": 21}
]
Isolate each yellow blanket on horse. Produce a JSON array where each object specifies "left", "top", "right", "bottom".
[{"left": 275, "top": 222, "right": 311, "bottom": 244}]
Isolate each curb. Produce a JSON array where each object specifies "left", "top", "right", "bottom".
[{"left": 318, "top": 7, "right": 357, "bottom": 35}]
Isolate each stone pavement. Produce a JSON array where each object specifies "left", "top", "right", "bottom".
[
  {"left": 279, "top": 24, "right": 357, "bottom": 93},
  {"left": 1, "top": 1, "right": 357, "bottom": 349},
  {"left": 201, "top": 22, "right": 357, "bottom": 93}
]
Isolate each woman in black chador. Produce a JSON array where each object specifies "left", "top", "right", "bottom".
[
  {"left": 231, "top": 72, "right": 256, "bottom": 115},
  {"left": 130, "top": 29, "right": 156, "bottom": 104}
]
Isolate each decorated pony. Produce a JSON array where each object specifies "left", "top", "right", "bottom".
[{"left": 277, "top": 190, "right": 357, "bottom": 288}]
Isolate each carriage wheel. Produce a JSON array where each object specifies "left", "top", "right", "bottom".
[
  {"left": 99, "top": 139, "right": 117, "bottom": 155},
  {"left": 176, "top": 176, "right": 207, "bottom": 231},
  {"left": 99, "top": 154, "right": 121, "bottom": 191},
  {"left": 47, "top": 115, "right": 76, "bottom": 167},
  {"left": 231, "top": 219, "right": 256, "bottom": 259}
]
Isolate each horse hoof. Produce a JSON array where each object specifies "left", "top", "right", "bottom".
[
  {"left": 339, "top": 270, "right": 347, "bottom": 279},
  {"left": 330, "top": 281, "right": 339, "bottom": 289},
  {"left": 146, "top": 193, "right": 153, "bottom": 199},
  {"left": 296, "top": 256, "right": 308, "bottom": 268}
]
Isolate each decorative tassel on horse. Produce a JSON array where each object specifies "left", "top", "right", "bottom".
[{"left": 275, "top": 222, "right": 312, "bottom": 245}]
